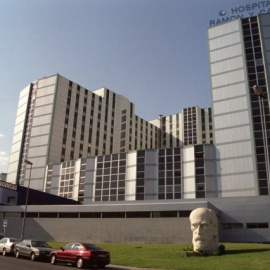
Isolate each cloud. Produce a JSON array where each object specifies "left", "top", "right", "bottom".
[
  {"left": 0, "top": 151, "right": 9, "bottom": 166},
  {"left": 0, "top": 134, "right": 5, "bottom": 138}
]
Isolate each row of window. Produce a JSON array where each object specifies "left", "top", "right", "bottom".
[
  {"left": 2, "top": 211, "right": 191, "bottom": 218},
  {"left": 2, "top": 213, "right": 268, "bottom": 227},
  {"left": 19, "top": 82, "right": 38, "bottom": 186},
  {"left": 242, "top": 17, "right": 270, "bottom": 196},
  {"left": 158, "top": 148, "right": 182, "bottom": 200},
  {"left": 222, "top": 223, "right": 268, "bottom": 229}
]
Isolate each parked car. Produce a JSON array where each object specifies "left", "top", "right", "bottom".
[
  {"left": 50, "top": 243, "right": 110, "bottom": 269},
  {"left": 0, "top": 237, "right": 21, "bottom": 256},
  {"left": 14, "top": 239, "right": 53, "bottom": 261}
]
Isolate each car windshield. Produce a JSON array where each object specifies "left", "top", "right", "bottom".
[
  {"left": 83, "top": 244, "right": 102, "bottom": 251},
  {"left": 32, "top": 241, "right": 49, "bottom": 247}
]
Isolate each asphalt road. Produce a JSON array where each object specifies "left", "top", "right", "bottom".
[{"left": 0, "top": 255, "right": 159, "bottom": 270}]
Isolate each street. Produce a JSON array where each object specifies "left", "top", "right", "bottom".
[{"left": 0, "top": 255, "right": 157, "bottom": 270}]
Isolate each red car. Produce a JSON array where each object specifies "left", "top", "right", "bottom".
[{"left": 50, "top": 243, "right": 110, "bottom": 269}]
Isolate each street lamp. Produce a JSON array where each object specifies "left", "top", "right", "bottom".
[
  {"left": 253, "top": 85, "right": 270, "bottom": 190},
  {"left": 20, "top": 159, "right": 33, "bottom": 240}
]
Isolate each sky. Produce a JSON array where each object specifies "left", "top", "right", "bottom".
[{"left": 0, "top": 0, "right": 258, "bottom": 173}]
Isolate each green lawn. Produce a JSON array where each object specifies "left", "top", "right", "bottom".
[{"left": 47, "top": 242, "right": 270, "bottom": 270}]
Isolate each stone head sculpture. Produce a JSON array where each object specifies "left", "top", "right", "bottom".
[{"left": 189, "top": 207, "right": 219, "bottom": 253}]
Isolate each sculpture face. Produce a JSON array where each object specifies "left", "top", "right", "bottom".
[{"left": 189, "top": 208, "right": 219, "bottom": 253}]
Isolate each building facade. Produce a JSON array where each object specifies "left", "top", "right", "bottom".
[
  {"left": 3, "top": 13, "right": 270, "bottom": 244},
  {"left": 209, "top": 14, "right": 270, "bottom": 197},
  {"left": 45, "top": 145, "right": 216, "bottom": 203},
  {"left": 6, "top": 74, "right": 212, "bottom": 195},
  {"left": 7, "top": 75, "right": 159, "bottom": 190}
]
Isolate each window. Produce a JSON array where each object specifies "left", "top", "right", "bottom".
[
  {"left": 102, "top": 212, "right": 125, "bottom": 218},
  {"left": 7, "top": 196, "right": 16, "bottom": 204},
  {"left": 246, "top": 223, "right": 268, "bottom": 229},
  {"left": 39, "top": 213, "right": 58, "bottom": 218},
  {"left": 222, "top": 223, "right": 243, "bottom": 229},
  {"left": 152, "top": 211, "right": 177, "bottom": 218},
  {"left": 126, "top": 212, "right": 151, "bottom": 218}
]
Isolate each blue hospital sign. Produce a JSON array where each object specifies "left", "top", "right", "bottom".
[{"left": 210, "top": 1, "right": 270, "bottom": 26}]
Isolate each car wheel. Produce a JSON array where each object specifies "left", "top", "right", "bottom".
[
  {"left": 15, "top": 250, "right": 20, "bottom": 259},
  {"left": 76, "top": 257, "right": 84, "bottom": 268},
  {"left": 30, "top": 252, "right": 36, "bottom": 261},
  {"left": 2, "top": 249, "right": 7, "bottom": 256},
  {"left": 51, "top": 254, "right": 57, "bottom": 265}
]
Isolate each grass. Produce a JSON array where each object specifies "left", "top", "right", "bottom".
[{"left": 47, "top": 242, "right": 270, "bottom": 270}]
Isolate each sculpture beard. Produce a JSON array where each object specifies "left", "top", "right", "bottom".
[{"left": 193, "top": 234, "right": 219, "bottom": 253}]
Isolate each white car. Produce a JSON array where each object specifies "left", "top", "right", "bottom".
[{"left": 0, "top": 237, "right": 21, "bottom": 256}]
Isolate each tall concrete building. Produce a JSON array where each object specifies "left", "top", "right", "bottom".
[
  {"left": 6, "top": 74, "right": 212, "bottom": 193},
  {"left": 208, "top": 13, "right": 270, "bottom": 197},
  {"left": 7, "top": 75, "right": 159, "bottom": 189}
]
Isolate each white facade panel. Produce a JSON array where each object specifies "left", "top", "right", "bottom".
[
  {"left": 145, "top": 150, "right": 157, "bottom": 164},
  {"left": 208, "top": 20, "right": 240, "bottom": 39},
  {"left": 72, "top": 160, "right": 81, "bottom": 201},
  {"left": 31, "top": 125, "right": 50, "bottom": 136},
  {"left": 183, "top": 179, "right": 195, "bottom": 199},
  {"left": 216, "top": 141, "right": 252, "bottom": 159},
  {"left": 262, "top": 26, "right": 270, "bottom": 38},
  {"left": 37, "top": 75, "right": 57, "bottom": 88},
  {"left": 35, "top": 94, "right": 54, "bottom": 107},
  {"left": 264, "top": 39, "right": 270, "bottom": 50},
  {"left": 211, "top": 56, "right": 244, "bottom": 75},
  {"left": 15, "top": 113, "right": 26, "bottom": 127},
  {"left": 36, "top": 85, "right": 55, "bottom": 97},
  {"left": 24, "top": 156, "right": 47, "bottom": 168},
  {"left": 218, "top": 157, "right": 254, "bottom": 174},
  {"left": 214, "top": 96, "right": 249, "bottom": 115},
  {"left": 8, "top": 152, "right": 20, "bottom": 166},
  {"left": 209, "top": 32, "right": 241, "bottom": 51},
  {"left": 12, "top": 132, "right": 23, "bottom": 145},
  {"left": 218, "top": 173, "right": 256, "bottom": 193},
  {"left": 183, "top": 147, "right": 194, "bottom": 161},
  {"left": 183, "top": 162, "right": 195, "bottom": 177},
  {"left": 204, "top": 145, "right": 215, "bottom": 159},
  {"left": 29, "top": 135, "right": 49, "bottom": 147},
  {"left": 34, "top": 104, "right": 54, "bottom": 117},
  {"left": 212, "top": 82, "right": 247, "bottom": 101},
  {"left": 210, "top": 44, "right": 242, "bottom": 62},
  {"left": 215, "top": 125, "right": 251, "bottom": 144},
  {"left": 267, "top": 52, "right": 270, "bottom": 63},
  {"left": 16, "top": 104, "right": 28, "bottom": 117},
  {"left": 145, "top": 165, "right": 158, "bottom": 179},
  {"left": 32, "top": 114, "right": 52, "bottom": 126},
  {"left": 211, "top": 69, "right": 245, "bottom": 88},
  {"left": 28, "top": 145, "right": 48, "bottom": 157},
  {"left": 214, "top": 111, "right": 249, "bottom": 129},
  {"left": 18, "top": 86, "right": 30, "bottom": 106},
  {"left": 10, "top": 141, "right": 21, "bottom": 154},
  {"left": 260, "top": 13, "right": 270, "bottom": 24}
]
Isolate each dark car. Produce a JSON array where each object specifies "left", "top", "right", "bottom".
[
  {"left": 0, "top": 237, "right": 21, "bottom": 256},
  {"left": 50, "top": 242, "right": 110, "bottom": 268},
  {"left": 14, "top": 239, "right": 53, "bottom": 261}
]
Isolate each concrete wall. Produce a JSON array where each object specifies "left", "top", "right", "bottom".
[
  {"left": 1, "top": 197, "right": 270, "bottom": 244},
  {"left": 0, "top": 216, "right": 191, "bottom": 244}
]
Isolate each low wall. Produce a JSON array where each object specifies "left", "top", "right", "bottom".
[{"left": 0, "top": 216, "right": 192, "bottom": 244}]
